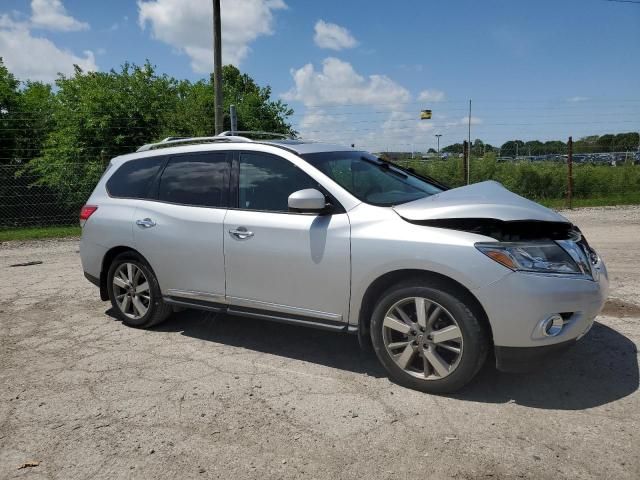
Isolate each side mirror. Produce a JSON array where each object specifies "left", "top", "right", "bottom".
[{"left": 288, "top": 188, "right": 327, "bottom": 213}]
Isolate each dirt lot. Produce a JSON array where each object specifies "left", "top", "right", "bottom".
[{"left": 1, "top": 206, "right": 639, "bottom": 480}]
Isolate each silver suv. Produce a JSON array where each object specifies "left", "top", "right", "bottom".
[{"left": 80, "top": 134, "right": 609, "bottom": 393}]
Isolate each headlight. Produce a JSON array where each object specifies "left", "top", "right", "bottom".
[{"left": 475, "top": 241, "right": 581, "bottom": 274}]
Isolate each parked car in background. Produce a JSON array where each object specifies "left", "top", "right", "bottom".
[{"left": 80, "top": 133, "right": 609, "bottom": 393}]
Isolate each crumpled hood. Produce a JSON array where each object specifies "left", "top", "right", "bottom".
[{"left": 393, "top": 180, "right": 569, "bottom": 223}]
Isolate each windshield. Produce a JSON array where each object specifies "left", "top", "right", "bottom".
[{"left": 301, "top": 151, "right": 444, "bottom": 206}]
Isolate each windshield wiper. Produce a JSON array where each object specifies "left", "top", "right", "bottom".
[
  {"left": 375, "top": 157, "right": 450, "bottom": 190},
  {"left": 360, "top": 156, "right": 408, "bottom": 179}
]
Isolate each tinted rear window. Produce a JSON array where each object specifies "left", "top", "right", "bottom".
[
  {"left": 158, "top": 152, "right": 229, "bottom": 207},
  {"left": 106, "top": 157, "right": 164, "bottom": 199}
]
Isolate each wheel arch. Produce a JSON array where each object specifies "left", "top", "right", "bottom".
[
  {"left": 357, "top": 269, "right": 494, "bottom": 349},
  {"left": 99, "top": 246, "right": 148, "bottom": 301}
]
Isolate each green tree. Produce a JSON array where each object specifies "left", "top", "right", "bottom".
[
  {"left": 221, "top": 65, "right": 294, "bottom": 134},
  {"left": 13, "top": 81, "right": 56, "bottom": 163},
  {"left": 613, "top": 132, "right": 639, "bottom": 152},
  {"left": 542, "top": 140, "right": 567, "bottom": 155},
  {"left": 169, "top": 65, "right": 294, "bottom": 137},
  {"left": 26, "top": 61, "right": 295, "bottom": 207},
  {"left": 523, "top": 140, "right": 544, "bottom": 156},
  {"left": 27, "top": 62, "right": 180, "bottom": 205},
  {"left": 0, "top": 58, "right": 20, "bottom": 165},
  {"left": 471, "top": 139, "right": 484, "bottom": 157},
  {"left": 442, "top": 142, "right": 463, "bottom": 154},
  {"left": 597, "top": 134, "right": 615, "bottom": 153},
  {"left": 574, "top": 135, "right": 598, "bottom": 154},
  {"left": 500, "top": 140, "right": 524, "bottom": 157}
]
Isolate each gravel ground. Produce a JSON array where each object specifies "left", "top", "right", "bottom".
[{"left": 1, "top": 206, "right": 639, "bottom": 479}]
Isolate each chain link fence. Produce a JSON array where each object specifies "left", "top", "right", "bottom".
[
  {"left": 1, "top": 147, "right": 639, "bottom": 230},
  {"left": 393, "top": 153, "right": 640, "bottom": 207},
  {"left": 0, "top": 163, "right": 96, "bottom": 229}
]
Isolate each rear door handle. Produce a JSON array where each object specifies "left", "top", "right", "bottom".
[
  {"left": 229, "top": 227, "right": 254, "bottom": 240},
  {"left": 136, "top": 218, "right": 156, "bottom": 228}
]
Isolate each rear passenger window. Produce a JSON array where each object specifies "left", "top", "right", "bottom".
[
  {"left": 239, "top": 152, "right": 318, "bottom": 212},
  {"left": 158, "top": 152, "right": 229, "bottom": 207},
  {"left": 106, "top": 156, "right": 163, "bottom": 199}
]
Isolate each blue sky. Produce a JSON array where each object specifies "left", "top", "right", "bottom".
[{"left": 1, "top": 0, "right": 639, "bottom": 151}]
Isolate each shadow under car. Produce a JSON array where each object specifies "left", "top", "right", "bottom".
[{"left": 108, "top": 308, "right": 638, "bottom": 409}]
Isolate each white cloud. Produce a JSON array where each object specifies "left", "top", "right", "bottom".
[
  {"left": 418, "top": 89, "right": 445, "bottom": 102},
  {"left": 567, "top": 96, "right": 589, "bottom": 102},
  {"left": 313, "top": 20, "right": 357, "bottom": 50},
  {"left": 0, "top": 15, "right": 96, "bottom": 82},
  {"left": 283, "top": 57, "right": 410, "bottom": 107},
  {"left": 284, "top": 58, "right": 434, "bottom": 150},
  {"left": 283, "top": 59, "right": 481, "bottom": 151},
  {"left": 446, "top": 116, "right": 482, "bottom": 127},
  {"left": 138, "top": 0, "right": 286, "bottom": 72},
  {"left": 461, "top": 116, "right": 482, "bottom": 125},
  {"left": 30, "top": 0, "right": 89, "bottom": 31}
]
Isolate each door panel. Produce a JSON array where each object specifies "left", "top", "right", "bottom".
[
  {"left": 133, "top": 151, "right": 230, "bottom": 298},
  {"left": 224, "top": 210, "right": 351, "bottom": 320},
  {"left": 134, "top": 202, "right": 226, "bottom": 296}
]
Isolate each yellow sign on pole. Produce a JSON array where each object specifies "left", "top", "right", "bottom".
[{"left": 420, "top": 109, "right": 432, "bottom": 120}]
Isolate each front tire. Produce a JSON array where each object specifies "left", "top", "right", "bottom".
[
  {"left": 370, "top": 283, "right": 489, "bottom": 394},
  {"left": 107, "top": 252, "right": 171, "bottom": 328}
]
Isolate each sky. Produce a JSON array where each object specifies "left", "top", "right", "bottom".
[{"left": 1, "top": 0, "right": 639, "bottom": 152}]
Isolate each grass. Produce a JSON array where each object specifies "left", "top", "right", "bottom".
[{"left": 0, "top": 225, "right": 81, "bottom": 242}]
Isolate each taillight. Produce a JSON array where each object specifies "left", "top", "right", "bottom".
[{"left": 79, "top": 205, "right": 98, "bottom": 227}]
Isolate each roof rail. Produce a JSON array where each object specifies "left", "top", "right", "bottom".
[
  {"left": 136, "top": 135, "right": 252, "bottom": 152},
  {"left": 218, "top": 130, "right": 295, "bottom": 140}
]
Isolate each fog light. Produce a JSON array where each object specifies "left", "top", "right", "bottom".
[{"left": 542, "top": 314, "right": 564, "bottom": 337}]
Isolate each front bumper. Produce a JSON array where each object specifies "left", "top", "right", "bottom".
[
  {"left": 494, "top": 339, "right": 577, "bottom": 373},
  {"left": 473, "top": 260, "right": 608, "bottom": 350}
]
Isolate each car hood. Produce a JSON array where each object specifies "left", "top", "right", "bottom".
[{"left": 392, "top": 181, "right": 569, "bottom": 223}]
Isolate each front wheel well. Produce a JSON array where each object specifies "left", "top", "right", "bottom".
[
  {"left": 99, "top": 246, "right": 145, "bottom": 301},
  {"left": 357, "top": 269, "right": 493, "bottom": 348}
]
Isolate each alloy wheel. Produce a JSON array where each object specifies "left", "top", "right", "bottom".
[
  {"left": 112, "top": 262, "right": 151, "bottom": 320},
  {"left": 382, "top": 297, "right": 463, "bottom": 379}
]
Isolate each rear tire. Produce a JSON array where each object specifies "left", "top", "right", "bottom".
[
  {"left": 370, "top": 282, "right": 488, "bottom": 394},
  {"left": 106, "top": 252, "right": 171, "bottom": 328}
]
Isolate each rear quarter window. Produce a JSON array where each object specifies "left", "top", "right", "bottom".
[
  {"left": 157, "top": 152, "right": 229, "bottom": 207},
  {"left": 106, "top": 157, "right": 164, "bottom": 199}
]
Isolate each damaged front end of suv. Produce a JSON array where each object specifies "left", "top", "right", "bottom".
[{"left": 387, "top": 180, "right": 608, "bottom": 373}]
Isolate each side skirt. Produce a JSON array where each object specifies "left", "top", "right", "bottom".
[{"left": 163, "top": 296, "right": 357, "bottom": 334}]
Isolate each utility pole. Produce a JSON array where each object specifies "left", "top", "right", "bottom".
[
  {"left": 435, "top": 134, "right": 442, "bottom": 155},
  {"left": 467, "top": 99, "right": 471, "bottom": 184},
  {"left": 213, "top": 0, "right": 223, "bottom": 135},
  {"left": 567, "top": 136, "right": 573, "bottom": 209}
]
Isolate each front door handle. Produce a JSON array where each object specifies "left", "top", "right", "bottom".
[
  {"left": 136, "top": 218, "right": 156, "bottom": 228},
  {"left": 229, "top": 227, "right": 254, "bottom": 240}
]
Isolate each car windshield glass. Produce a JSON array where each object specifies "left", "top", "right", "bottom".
[{"left": 301, "top": 151, "right": 443, "bottom": 206}]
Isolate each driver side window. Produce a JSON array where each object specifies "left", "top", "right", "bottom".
[{"left": 239, "top": 152, "right": 318, "bottom": 212}]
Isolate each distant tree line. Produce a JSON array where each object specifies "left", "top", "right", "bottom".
[{"left": 441, "top": 133, "right": 640, "bottom": 157}]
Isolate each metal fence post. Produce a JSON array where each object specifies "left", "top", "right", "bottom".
[
  {"left": 567, "top": 136, "right": 573, "bottom": 209},
  {"left": 230, "top": 105, "right": 237, "bottom": 135},
  {"left": 462, "top": 140, "right": 469, "bottom": 185}
]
